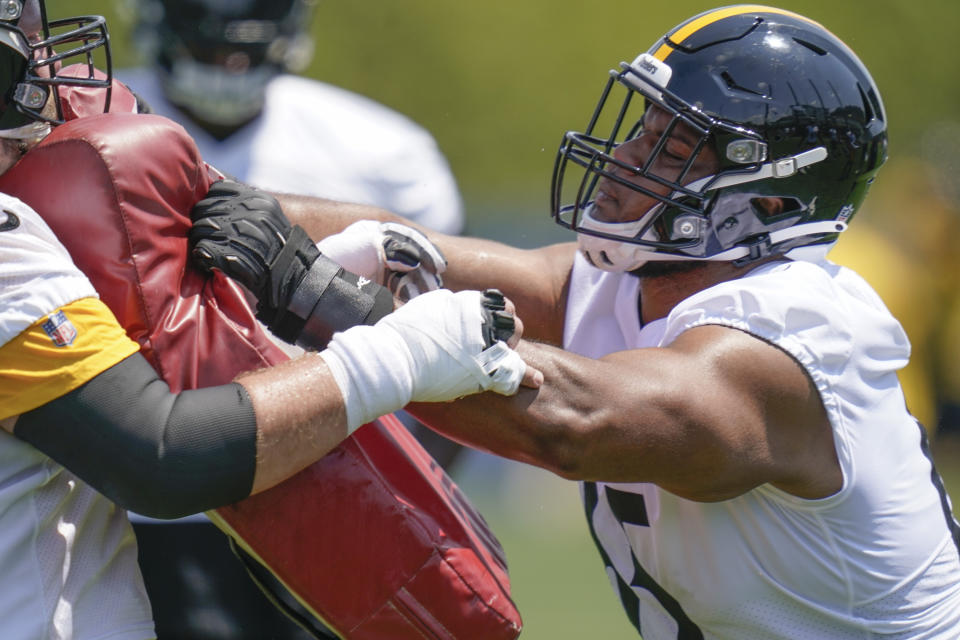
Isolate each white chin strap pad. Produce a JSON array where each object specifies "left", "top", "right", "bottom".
[
  {"left": 577, "top": 232, "right": 648, "bottom": 272},
  {"left": 576, "top": 205, "right": 848, "bottom": 271},
  {"left": 575, "top": 206, "right": 657, "bottom": 271}
]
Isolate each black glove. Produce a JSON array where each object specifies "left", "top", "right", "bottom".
[
  {"left": 190, "top": 179, "right": 393, "bottom": 349},
  {"left": 190, "top": 179, "right": 315, "bottom": 309}
]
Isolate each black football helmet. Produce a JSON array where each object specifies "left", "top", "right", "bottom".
[
  {"left": 136, "top": 0, "right": 315, "bottom": 127},
  {"left": 0, "top": 0, "right": 111, "bottom": 134},
  {"left": 551, "top": 5, "right": 888, "bottom": 270}
]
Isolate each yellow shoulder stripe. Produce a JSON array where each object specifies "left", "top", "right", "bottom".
[
  {"left": 653, "top": 5, "right": 826, "bottom": 61},
  {"left": 0, "top": 297, "right": 140, "bottom": 420}
]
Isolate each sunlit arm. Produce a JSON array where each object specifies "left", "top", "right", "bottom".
[{"left": 408, "top": 324, "right": 840, "bottom": 503}]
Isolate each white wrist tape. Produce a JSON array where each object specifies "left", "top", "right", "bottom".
[
  {"left": 320, "top": 323, "right": 414, "bottom": 434},
  {"left": 320, "top": 289, "right": 526, "bottom": 433}
]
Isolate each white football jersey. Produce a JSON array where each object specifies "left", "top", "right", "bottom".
[
  {"left": 0, "top": 194, "right": 153, "bottom": 639},
  {"left": 118, "top": 70, "right": 464, "bottom": 235},
  {"left": 564, "top": 253, "right": 960, "bottom": 639}
]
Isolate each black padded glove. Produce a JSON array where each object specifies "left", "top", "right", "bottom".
[
  {"left": 190, "top": 179, "right": 315, "bottom": 308},
  {"left": 190, "top": 179, "right": 393, "bottom": 349}
]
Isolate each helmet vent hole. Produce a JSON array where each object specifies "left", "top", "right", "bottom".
[
  {"left": 719, "top": 71, "right": 766, "bottom": 97},
  {"left": 792, "top": 38, "right": 827, "bottom": 56},
  {"left": 857, "top": 85, "right": 875, "bottom": 122}
]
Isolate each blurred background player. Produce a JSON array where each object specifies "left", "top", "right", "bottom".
[
  {"left": 116, "top": 0, "right": 468, "bottom": 637},
  {"left": 119, "top": 0, "right": 467, "bottom": 464},
  {"left": 120, "top": 0, "right": 464, "bottom": 234}
]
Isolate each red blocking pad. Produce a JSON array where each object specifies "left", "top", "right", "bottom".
[{"left": 0, "top": 110, "right": 521, "bottom": 639}]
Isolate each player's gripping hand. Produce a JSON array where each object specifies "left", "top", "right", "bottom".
[
  {"left": 321, "top": 288, "right": 542, "bottom": 433},
  {"left": 189, "top": 179, "right": 307, "bottom": 305},
  {"left": 189, "top": 180, "right": 395, "bottom": 348},
  {"left": 317, "top": 220, "right": 446, "bottom": 301}
]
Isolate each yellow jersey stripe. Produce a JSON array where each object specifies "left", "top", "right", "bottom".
[
  {"left": 653, "top": 5, "right": 826, "bottom": 61},
  {"left": 0, "top": 297, "right": 140, "bottom": 420}
]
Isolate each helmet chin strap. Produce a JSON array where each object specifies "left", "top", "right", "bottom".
[
  {"left": 576, "top": 204, "right": 848, "bottom": 272},
  {"left": 575, "top": 144, "right": 843, "bottom": 272},
  {"left": 0, "top": 121, "right": 51, "bottom": 143}
]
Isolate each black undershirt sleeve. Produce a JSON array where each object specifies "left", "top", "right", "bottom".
[{"left": 14, "top": 352, "right": 258, "bottom": 519}]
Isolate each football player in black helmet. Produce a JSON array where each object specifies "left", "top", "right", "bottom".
[
  {"left": 194, "top": 5, "right": 960, "bottom": 637},
  {"left": 0, "top": 0, "right": 112, "bottom": 170},
  {"left": 551, "top": 6, "right": 887, "bottom": 272},
  {"left": 132, "top": 0, "right": 314, "bottom": 137}
]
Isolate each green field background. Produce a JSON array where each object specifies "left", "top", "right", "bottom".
[{"left": 51, "top": 2, "right": 960, "bottom": 638}]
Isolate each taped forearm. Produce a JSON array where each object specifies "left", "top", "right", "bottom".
[{"left": 14, "top": 353, "right": 257, "bottom": 519}]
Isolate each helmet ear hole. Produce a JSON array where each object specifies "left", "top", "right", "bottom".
[
  {"left": 751, "top": 197, "right": 804, "bottom": 221},
  {"left": 752, "top": 197, "right": 784, "bottom": 217}
]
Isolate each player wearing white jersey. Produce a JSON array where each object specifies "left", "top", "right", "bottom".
[
  {"left": 0, "top": 195, "right": 155, "bottom": 640},
  {"left": 201, "top": 5, "right": 960, "bottom": 637},
  {"left": 120, "top": 72, "right": 465, "bottom": 236},
  {"left": 0, "top": 4, "right": 533, "bottom": 638},
  {"left": 0, "top": 185, "right": 531, "bottom": 639},
  {"left": 120, "top": 0, "right": 464, "bottom": 235},
  {"left": 568, "top": 254, "right": 960, "bottom": 637}
]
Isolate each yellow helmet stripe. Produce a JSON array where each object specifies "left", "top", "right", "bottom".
[{"left": 652, "top": 5, "right": 826, "bottom": 61}]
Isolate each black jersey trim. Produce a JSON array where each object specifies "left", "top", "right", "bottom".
[
  {"left": 915, "top": 421, "right": 960, "bottom": 554},
  {"left": 583, "top": 481, "right": 704, "bottom": 639}
]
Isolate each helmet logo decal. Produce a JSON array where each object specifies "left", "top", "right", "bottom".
[
  {"left": 837, "top": 204, "right": 855, "bottom": 222},
  {"left": 624, "top": 54, "right": 672, "bottom": 98},
  {"left": 14, "top": 82, "right": 46, "bottom": 110}
]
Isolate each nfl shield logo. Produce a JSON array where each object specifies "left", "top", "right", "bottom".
[{"left": 42, "top": 310, "right": 78, "bottom": 347}]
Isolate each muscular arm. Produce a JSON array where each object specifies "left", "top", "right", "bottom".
[
  {"left": 421, "top": 235, "right": 574, "bottom": 345},
  {"left": 5, "top": 351, "right": 349, "bottom": 519},
  {"left": 4, "top": 289, "right": 532, "bottom": 518},
  {"left": 236, "top": 353, "right": 349, "bottom": 494},
  {"left": 274, "top": 193, "right": 577, "bottom": 345},
  {"left": 408, "top": 324, "right": 840, "bottom": 502}
]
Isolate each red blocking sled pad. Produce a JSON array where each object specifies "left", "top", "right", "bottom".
[{"left": 0, "top": 109, "right": 521, "bottom": 639}]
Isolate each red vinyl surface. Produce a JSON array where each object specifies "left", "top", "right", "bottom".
[{"left": 1, "top": 107, "right": 521, "bottom": 639}]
